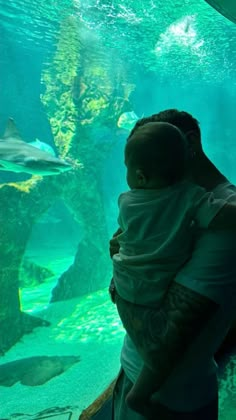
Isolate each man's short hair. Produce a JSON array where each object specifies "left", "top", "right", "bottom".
[{"left": 128, "top": 109, "right": 201, "bottom": 140}]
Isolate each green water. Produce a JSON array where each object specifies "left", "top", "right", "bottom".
[{"left": 0, "top": 0, "right": 236, "bottom": 418}]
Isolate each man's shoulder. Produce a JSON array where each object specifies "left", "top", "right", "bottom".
[{"left": 213, "top": 180, "right": 236, "bottom": 201}]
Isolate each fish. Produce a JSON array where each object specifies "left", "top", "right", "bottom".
[
  {"left": 28, "top": 139, "right": 56, "bottom": 156},
  {"left": 0, "top": 355, "right": 80, "bottom": 386},
  {"left": 117, "top": 111, "right": 140, "bottom": 131},
  {"left": 0, "top": 118, "right": 72, "bottom": 176}
]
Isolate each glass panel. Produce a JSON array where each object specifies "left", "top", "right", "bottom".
[{"left": 0, "top": 0, "right": 235, "bottom": 418}]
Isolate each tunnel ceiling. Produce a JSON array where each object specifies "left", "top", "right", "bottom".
[{"left": 204, "top": 0, "right": 236, "bottom": 24}]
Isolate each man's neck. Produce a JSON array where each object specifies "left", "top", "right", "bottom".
[{"left": 191, "top": 153, "right": 227, "bottom": 191}]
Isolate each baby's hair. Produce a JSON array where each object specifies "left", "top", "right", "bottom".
[{"left": 125, "top": 122, "right": 188, "bottom": 184}]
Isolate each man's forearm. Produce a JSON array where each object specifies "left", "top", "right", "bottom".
[{"left": 115, "top": 282, "right": 219, "bottom": 390}]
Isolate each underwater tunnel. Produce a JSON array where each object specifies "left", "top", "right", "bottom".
[{"left": 0, "top": 0, "right": 236, "bottom": 418}]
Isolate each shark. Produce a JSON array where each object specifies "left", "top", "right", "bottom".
[{"left": 0, "top": 118, "right": 73, "bottom": 176}]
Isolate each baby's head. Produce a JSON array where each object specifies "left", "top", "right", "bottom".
[{"left": 125, "top": 122, "right": 188, "bottom": 189}]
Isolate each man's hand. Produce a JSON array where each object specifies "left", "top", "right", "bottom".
[
  {"left": 109, "top": 227, "right": 122, "bottom": 258},
  {"left": 108, "top": 227, "right": 122, "bottom": 303},
  {"left": 126, "top": 391, "right": 173, "bottom": 420}
]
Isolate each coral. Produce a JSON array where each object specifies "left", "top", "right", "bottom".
[
  {"left": 1, "top": 176, "right": 43, "bottom": 193},
  {"left": 41, "top": 17, "right": 80, "bottom": 158}
]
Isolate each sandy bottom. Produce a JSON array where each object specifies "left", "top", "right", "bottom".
[{"left": 0, "top": 250, "right": 124, "bottom": 419}]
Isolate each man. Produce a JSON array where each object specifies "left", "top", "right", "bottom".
[{"left": 110, "top": 109, "right": 236, "bottom": 419}]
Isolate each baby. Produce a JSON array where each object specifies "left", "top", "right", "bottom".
[{"left": 112, "top": 121, "right": 236, "bottom": 416}]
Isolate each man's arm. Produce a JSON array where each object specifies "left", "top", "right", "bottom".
[
  {"left": 148, "top": 282, "right": 218, "bottom": 386},
  {"left": 109, "top": 229, "right": 219, "bottom": 389},
  {"left": 116, "top": 281, "right": 219, "bottom": 390}
]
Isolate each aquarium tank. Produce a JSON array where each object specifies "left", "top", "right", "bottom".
[{"left": 0, "top": 0, "right": 235, "bottom": 418}]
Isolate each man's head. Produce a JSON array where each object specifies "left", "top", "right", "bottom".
[
  {"left": 128, "top": 109, "right": 202, "bottom": 158},
  {"left": 125, "top": 122, "right": 188, "bottom": 189}
]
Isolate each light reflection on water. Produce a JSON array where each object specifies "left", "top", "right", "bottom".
[{"left": 0, "top": 0, "right": 236, "bottom": 81}]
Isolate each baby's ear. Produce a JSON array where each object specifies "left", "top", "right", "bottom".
[{"left": 136, "top": 169, "right": 147, "bottom": 187}]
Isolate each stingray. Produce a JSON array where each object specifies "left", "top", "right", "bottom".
[
  {"left": 0, "top": 355, "right": 80, "bottom": 386},
  {"left": 0, "top": 118, "right": 72, "bottom": 176}
]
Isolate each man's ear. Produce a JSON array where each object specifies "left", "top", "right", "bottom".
[
  {"left": 185, "top": 131, "right": 199, "bottom": 149},
  {"left": 136, "top": 169, "right": 147, "bottom": 186},
  {"left": 185, "top": 131, "right": 200, "bottom": 157}
]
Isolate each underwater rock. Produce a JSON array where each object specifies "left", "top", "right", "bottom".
[
  {"left": 20, "top": 258, "right": 54, "bottom": 288},
  {"left": 51, "top": 232, "right": 110, "bottom": 302},
  {"left": 39, "top": 16, "right": 134, "bottom": 303},
  {"left": 0, "top": 175, "right": 66, "bottom": 354},
  {"left": 0, "top": 313, "right": 50, "bottom": 356},
  {"left": 0, "top": 355, "right": 80, "bottom": 386}
]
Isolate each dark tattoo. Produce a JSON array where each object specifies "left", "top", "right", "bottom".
[{"left": 115, "top": 282, "right": 219, "bottom": 388}]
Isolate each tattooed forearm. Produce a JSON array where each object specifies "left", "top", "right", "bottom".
[{"left": 115, "top": 282, "right": 219, "bottom": 389}]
